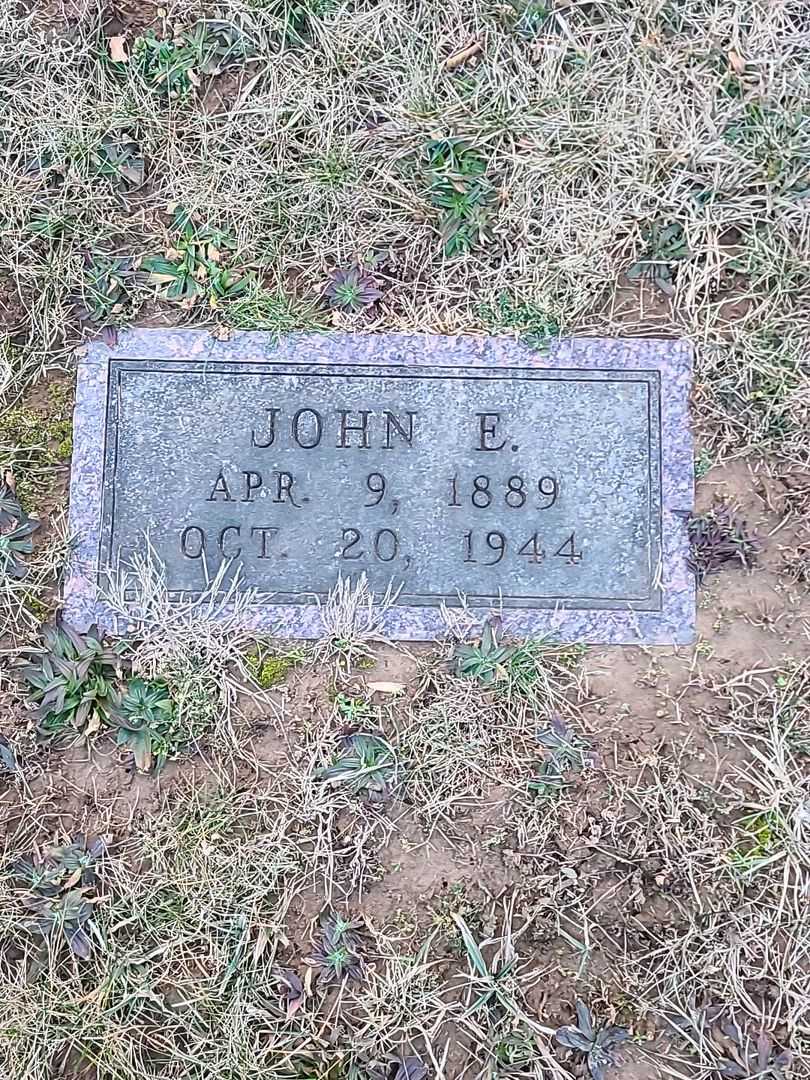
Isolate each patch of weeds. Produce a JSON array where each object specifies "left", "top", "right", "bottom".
[
  {"left": 431, "top": 883, "right": 484, "bottom": 955},
  {"left": 308, "top": 909, "right": 366, "bottom": 983},
  {"left": 627, "top": 221, "right": 690, "bottom": 295},
  {"left": 694, "top": 447, "right": 714, "bottom": 479},
  {"left": 318, "top": 729, "right": 399, "bottom": 801},
  {"left": 452, "top": 912, "right": 519, "bottom": 1015},
  {"left": 130, "top": 31, "right": 199, "bottom": 97},
  {"left": 245, "top": 648, "right": 301, "bottom": 688},
  {"left": 315, "top": 573, "right": 401, "bottom": 675},
  {"left": 130, "top": 21, "right": 248, "bottom": 98},
  {"left": 424, "top": 138, "right": 495, "bottom": 257},
  {"left": 500, "top": 0, "right": 553, "bottom": 38},
  {"left": 224, "top": 284, "right": 329, "bottom": 337},
  {"left": 88, "top": 132, "right": 145, "bottom": 190},
  {"left": 687, "top": 508, "right": 757, "bottom": 582},
  {"left": 493, "top": 1029, "right": 536, "bottom": 1074},
  {"left": 325, "top": 264, "right": 382, "bottom": 312},
  {"left": 74, "top": 254, "right": 139, "bottom": 327},
  {"left": 0, "top": 397, "right": 73, "bottom": 501},
  {"left": 554, "top": 1000, "right": 630, "bottom": 1080},
  {"left": 108, "top": 677, "right": 175, "bottom": 772},
  {"left": 727, "top": 810, "right": 784, "bottom": 875},
  {"left": 716, "top": 1027, "right": 791, "bottom": 1079},
  {"left": 477, "top": 291, "right": 560, "bottom": 353},
  {"left": 529, "top": 714, "right": 594, "bottom": 799},
  {"left": 455, "top": 620, "right": 515, "bottom": 686},
  {"left": 723, "top": 103, "right": 810, "bottom": 193},
  {"left": 183, "top": 19, "right": 250, "bottom": 74},
  {"left": 502, "top": 638, "right": 585, "bottom": 703},
  {"left": 666, "top": 1009, "right": 791, "bottom": 1079},
  {"left": 142, "top": 207, "right": 252, "bottom": 311},
  {"left": 261, "top": 0, "right": 339, "bottom": 47},
  {"left": 7, "top": 834, "right": 109, "bottom": 972},
  {"left": 19, "top": 621, "right": 122, "bottom": 743},
  {"left": 0, "top": 476, "right": 39, "bottom": 581},
  {"left": 10, "top": 834, "right": 108, "bottom": 896},
  {"left": 334, "top": 693, "right": 373, "bottom": 724}
]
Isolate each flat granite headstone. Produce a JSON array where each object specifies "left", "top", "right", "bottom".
[{"left": 64, "top": 330, "right": 695, "bottom": 643}]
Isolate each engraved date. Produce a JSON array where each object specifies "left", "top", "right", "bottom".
[{"left": 462, "top": 530, "right": 582, "bottom": 565}]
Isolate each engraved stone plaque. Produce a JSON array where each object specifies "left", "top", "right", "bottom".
[{"left": 65, "top": 330, "right": 695, "bottom": 643}]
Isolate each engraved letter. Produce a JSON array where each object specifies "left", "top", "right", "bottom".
[
  {"left": 251, "top": 526, "right": 279, "bottom": 559},
  {"left": 337, "top": 409, "right": 371, "bottom": 449},
  {"left": 242, "top": 471, "right": 263, "bottom": 502},
  {"left": 475, "top": 412, "right": 507, "bottom": 452},
  {"left": 292, "top": 408, "right": 323, "bottom": 449},
  {"left": 207, "top": 469, "right": 234, "bottom": 502},
  {"left": 181, "top": 526, "right": 205, "bottom": 559},
  {"left": 251, "top": 407, "right": 280, "bottom": 448},
  {"left": 273, "top": 471, "right": 301, "bottom": 507},
  {"left": 219, "top": 525, "right": 242, "bottom": 558},
  {"left": 383, "top": 411, "right": 416, "bottom": 448}
]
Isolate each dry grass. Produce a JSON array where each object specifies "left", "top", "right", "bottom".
[
  {"left": 0, "top": 0, "right": 808, "bottom": 457},
  {"left": 1, "top": 1, "right": 809, "bottom": 1078}
]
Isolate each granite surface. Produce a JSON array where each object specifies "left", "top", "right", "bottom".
[{"left": 64, "top": 330, "right": 695, "bottom": 644}]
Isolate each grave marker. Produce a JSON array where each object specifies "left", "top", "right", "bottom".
[{"left": 65, "top": 330, "right": 694, "bottom": 642}]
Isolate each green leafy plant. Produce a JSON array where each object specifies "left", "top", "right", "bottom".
[
  {"left": 108, "top": 678, "right": 175, "bottom": 772},
  {"left": 132, "top": 32, "right": 199, "bottom": 97},
  {"left": 430, "top": 175, "right": 494, "bottom": 256},
  {"left": 75, "top": 254, "right": 138, "bottom": 325},
  {"left": 554, "top": 1001, "right": 630, "bottom": 1080},
  {"left": 424, "top": 138, "right": 486, "bottom": 176},
  {"left": 529, "top": 713, "right": 594, "bottom": 799},
  {"left": 22, "top": 888, "right": 99, "bottom": 960},
  {"left": 89, "top": 132, "right": 145, "bottom": 190},
  {"left": 258, "top": 0, "right": 339, "bottom": 47},
  {"left": 318, "top": 729, "right": 398, "bottom": 801},
  {"left": 727, "top": 810, "right": 783, "bottom": 875},
  {"left": 0, "top": 516, "right": 39, "bottom": 580},
  {"left": 432, "top": 882, "right": 483, "bottom": 954},
  {"left": 454, "top": 621, "right": 515, "bottom": 686},
  {"left": 308, "top": 909, "right": 366, "bottom": 983},
  {"left": 0, "top": 476, "right": 39, "bottom": 579},
  {"left": 334, "top": 694, "right": 373, "bottom": 724},
  {"left": 20, "top": 622, "right": 121, "bottom": 741},
  {"left": 9, "top": 834, "right": 109, "bottom": 968},
  {"left": 11, "top": 834, "right": 108, "bottom": 897},
  {"left": 423, "top": 138, "right": 494, "bottom": 257},
  {"left": 142, "top": 208, "right": 252, "bottom": 310},
  {"left": 687, "top": 508, "right": 757, "bottom": 582},
  {"left": 452, "top": 912, "right": 519, "bottom": 1015},
  {"left": 131, "top": 21, "right": 248, "bottom": 97},
  {"left": 627, "top": 221, "right": 690, "bottom": 295},
  {"left": 183, "top": 20, "right": 249, "bottom": 74},
  {"left": 494, "top": 1030, "right": 536, "bottom": 1072},
  {"left": 324, "top": 265, "right": 382, "bottom": 312}
]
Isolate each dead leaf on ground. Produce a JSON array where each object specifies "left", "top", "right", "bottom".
[
  {"left": 366, "top": 681, "right": 405, "bottom": 695},
  {"left": 443, "top": 37, "right": 483, "bottom": 71},
  {"left": 109, "top": 35, "right": 128, "bottom": 63}
]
